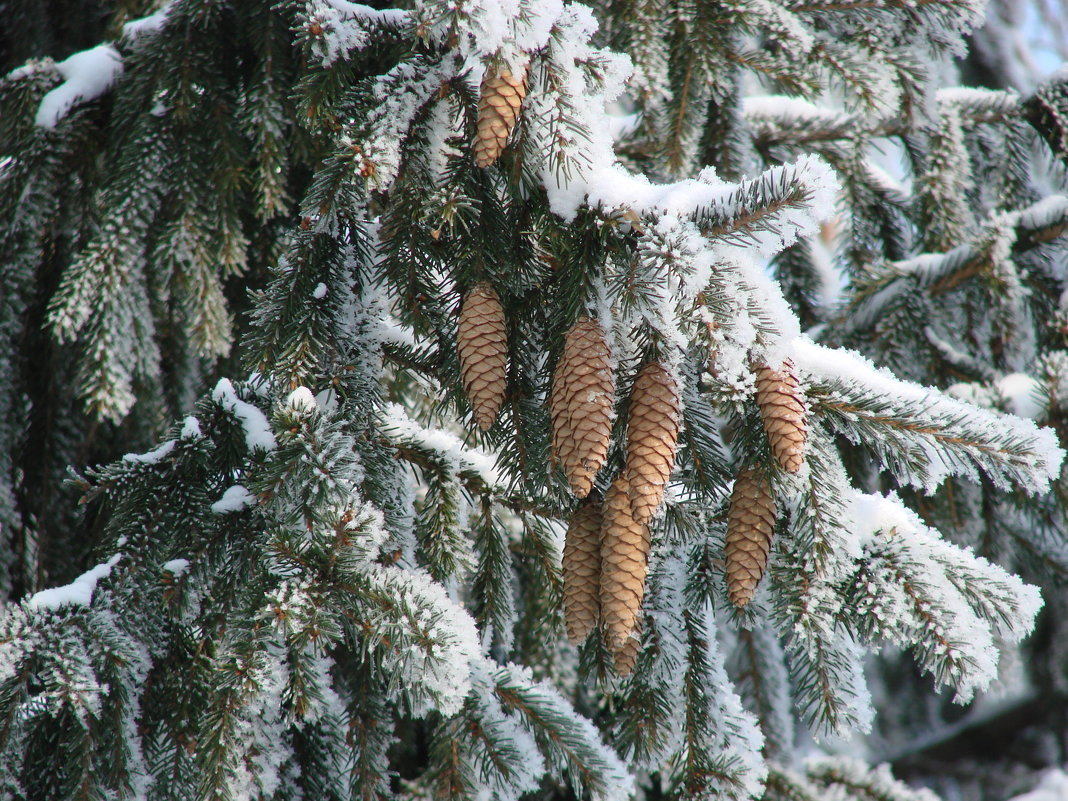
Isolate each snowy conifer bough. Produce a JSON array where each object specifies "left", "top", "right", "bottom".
[{"left": 2, "top": 0, "right": 1068, "bottom": 798}]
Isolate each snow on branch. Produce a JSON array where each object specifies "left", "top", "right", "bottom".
[
  {"left": 319, "top": 0, "right": 407, "bottom": 26},
  {"left": 449, "top": 661, "right": 547, "bottom": 800},
  {"left": 805, "top": 756, "right": 941, "bottom": 801},
  {"left": 773, "top": 486, "right": 875, "bottom": 737},
  {"left": 845, "top": 492, "right": 1042, "bottom": 701},
  {"left": 304, "top": 0, "right": 410, "bottom": 65},
  {"left": 212, "top": 378, "right": 278, "bottom": 453},
  {"left": 795, "top": 339, "right": 1065, "bottom": 494},
  {"left": 28, "top": 553, "right": 123, "bottom": 611},
  {"left": 356, "top": 563, "right": 480, "bottom": 718},
  {"left": 613, "top": 554, "right": 688, "bottom": 768},
  {"left": 492, "top": 662, "right": 634, "bottom": 801},
  {"left": 381, "top": 402, "right": 502, "bottom": 490},
  {"left": 847, "top": 197, "right": 1068, "bottom": 332},
  {"left": 745, "top": 88, "right": 1020, "bottom": 151},
  {"left": 34, "top": 45, "right": 123, "bottom": 129},
  {"left": 691, "top": 157, "right": 839, "bottom": 256},
  {"left": 546, "top": 153, "right": 838, "bottom": 258},
  {"left": 358, "top": 54, "right": 460, "bottom": 191},
  {"left": 744, "top": 95, "right": 861, "bottom": 148},
  {"left": 12, "top": 5, "right": 169, "bottom": 128},
  {"left": 673, "top": 608, "right": 767, "bottom": 801},
  {"left": 121, "top": 4, "right": 171, "bottom": 39}
]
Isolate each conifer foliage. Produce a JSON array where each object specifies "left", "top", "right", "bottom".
[{"left": 1, "top": 0, "right": 1068, "bottom": 799}]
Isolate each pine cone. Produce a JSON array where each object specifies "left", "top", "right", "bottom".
[
  {"left": 613, "top": 626, "right": 642, "bottom": 677},
  {"left": 754, "top": 360, "right": 807, "bottom": 474},
  {"left": 563, "top": 499, "right": 602, "bottom": 645},
  {"left": 457, "top": 282, "right": 507, "bottom": 430},
  {"left": 474, "top": 67, "right": 526, "bottom": 168},
  {"left": 624, "top": 362, "right": 681, "bottom": 524},
  {"left": 550, "top": 318, "right": 615, "bottom": 498},
  {"left": 725, "top": 468, "right": 777, "bottom": 608},
  {"left": 600, "top": 475, "right": 651, "bottom": 655}
]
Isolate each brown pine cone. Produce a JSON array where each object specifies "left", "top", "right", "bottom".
[
  {"left": 754, "top": 360, "right": 807, "bottom": 474},
  {"left": 725, "top": 468, "right": 777, "bottom": 608},
  {"left": 457, "top": 282, "right": 507, "bottom": 430},
  {"left": 550, "top": 318, "right": 615, "bottom": 498},
  {"left": 474, "top": 67, "right": 526, "bottom": 168},
  {"left": 600, "top": 475, "right": 651, "bottom": 655},
  {"left": 613, "top": 626, "right": 642, "bottom": 677},
  {"left": 563, "top": 499, "right": 602, "bottom": 645},
  {"left": 624, "top": 362, "right": 681, "bottom": 524}
]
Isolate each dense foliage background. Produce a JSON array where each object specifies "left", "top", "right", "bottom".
[{"left": 3, "top": 0, "right": 1068, "bottom": 800}]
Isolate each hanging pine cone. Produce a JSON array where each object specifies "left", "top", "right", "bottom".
[
  {"left": 474, "top": 66, "right": 526, "bottom": 168},
  {"left": 624, "top": 361, "right": 681, "bottom": 524},
  {"left": 550, "top": 317, "right": 615, "bottom": 498},
  {"left": 754, "top": 360, "right": 807, "bottom": 474},
  {"left": 613, "top": 627, "right": 642, "bottom": 677},
  {"left": 724, "top": 467, "right": 777, "bottom": 608},
  {"left": 457, "top": 282, "right": 507, "bottom": 430},
  {"left": 563, "top": 499, "right": 602, "bottom": 645},
  {"left": 600, "top": 474, "right": 651, "bottom": 655}
]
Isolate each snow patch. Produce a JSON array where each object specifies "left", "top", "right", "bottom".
[
  {"left": 180, "top": 416, "right": 203, "bottom": 440},
  {"left": 285, "top": 386, "right": 318, "bottom": 412},
  {"left": 212, "top": 378, "right": 277, "bottom": 452},
  {"left": 996, "top": 372, "right": 1047, "bottom": 419},
  {"left": 212, "top": 485, "right": 256, "bottom": 514},
  {"left": 162, "top": 558, "right": 190, "bottom": 576},
  {"left": 36, "top": 45, "right": 123, "bottom": 128},
  {"left": 122, "top": 6, "right": 171, "bottom": 39},
  {"left": 381, "top": 403, "right": 501, "bottom": 489},
  {"left": 123, "top": 439, "right": 175, "bottom": 464},
  {"left": 793, "top": 338, "right": 1064, "bottom": 493},
  {"left": 28, "top": 553, "right": 123, "bottom": 611},
  {"left": 848, "top": 490, "right": 1043, "bottom": 701},
  {"left": 1010, "top": 770, "right": 1068, "bottom": 801}
]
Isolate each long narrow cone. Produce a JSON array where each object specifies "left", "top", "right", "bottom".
[
  {"left": 725, "top": 468, "right": 777, "bottom": 608},
  {"left": 474, "top": 67, "right": 527, "bottom": 168},
  {"left": 563, "top": 500, "right": 602, "bottom": 645},
  {"left": 754, "top": 359, "right": 807, "bottom": 474},
  {"left": 613, "top": 628, "right": 642, "bottom": 677},
  {"left": 624, "top": 361, "right": 681, "bottom": 523},
  {"left": 457, "top": 282, "right": 507, "bottom": 430},
  {"left": 600, "top": 475, "right": 651, "bottom": 655},
  {"left": 550, "top": 317, "right": 615, "bottom": 497}
]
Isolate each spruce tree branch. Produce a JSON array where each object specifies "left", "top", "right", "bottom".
[
  {"left": 859, "top": 549, "right": 958, "bottom": 661},
  {"left": 765, "top": 766, "right": 823, "bottom": 801},
  {"left": 812, "top": 397, "right": 1022, "bottom": 460},
  {"left": 390, "top": 443, "right": 562, "bottom": 521},
  {"left": 807, "top": 760, "right": 939, "bottom": 801},
  {"left": 787, "top": 0, "right": 945, "bottom": 10},
  {"left": 747, "top": 95, "right": 1019, "bottom": 150},
  {"left": 493, "top": 686, "right": 598, "bottom": 786},
  {"left": 738, "top": 628, "right": 775, "bottom": 750},
  {"left": 842, "top": 199, "right": 1068, "bottom": 332},
  {"left": 701, "top": 188, "right": 810, "bottom": 242},
  {"left": 665, "top": 49, "right": 698, "bottom": 176}
]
